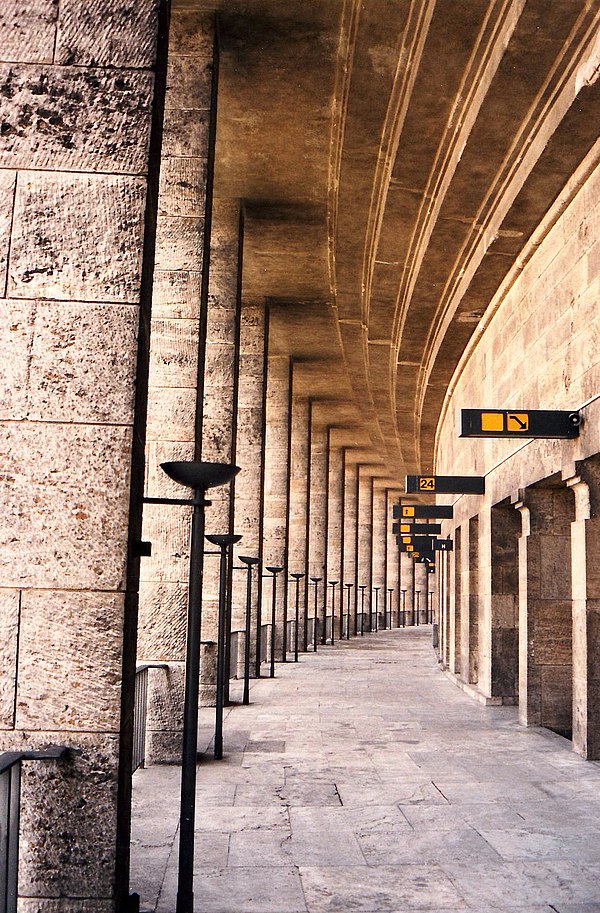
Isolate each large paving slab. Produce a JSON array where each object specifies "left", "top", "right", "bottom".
[{"left": 131, "top": 627, "right": 600, "bottom": 912}]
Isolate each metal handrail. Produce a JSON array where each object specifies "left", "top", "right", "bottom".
[{"left": 1, "top": 747, "right": 70, "bottom": 913}]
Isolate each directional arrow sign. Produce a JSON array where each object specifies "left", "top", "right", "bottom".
[
  {"left": 393, "top": 504, "right": 454, "bottom": 520},
  {"left": 397, "top": 536, "right": 453, "bottom": 552},
  {"left": 461, "top": 409, "right": 580, "bottom": 439},
  {"left": 392, "top": 522, "right": 442, "bottom": 535},
  {"left": 405, "top": 475, "right": 485, "bottom": 495}
]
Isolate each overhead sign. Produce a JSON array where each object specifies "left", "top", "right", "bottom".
[
  {"left": 405, "top": 475, "right": 485, "bottom": 495},
  {"left": 392, "top": 522, "right": 442, "bottom": 535},
  {"left": 461, "top": 409, "right": 580, "bottom": 439},
  {"left": 398, "top": 537, "right": 453, "bottom": 552},
  {"left": 394, "top": 504, "right": 454, "bottom": 520}
]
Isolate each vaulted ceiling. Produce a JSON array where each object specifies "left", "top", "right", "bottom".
[{"left": 212, "top": 0, "right": 600, "bottom": 484}]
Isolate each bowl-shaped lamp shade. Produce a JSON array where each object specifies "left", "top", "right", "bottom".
[
  {"left": 328, "top": 580, "right": 339, "bottom": 586},
  {"left": 161, "top": 461, "right": 240, "bottom": 491},
  {"left": 266, "top": 565, "right": 284, "bottom": 574},
  {"left": 290, "top": 572, "right": 305, "bottom": 579},
  {"left": 205, "top": 533, "right": 242, "bottom": 547},
  {"left": 239, "top": 555, "right": 260, "bottom": 566}
]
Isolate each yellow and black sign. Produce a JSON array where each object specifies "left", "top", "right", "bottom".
[
  {"left": 406, "top": 475, "right": 485, "bottom": 495},
  {"left": 392, "top": 504, "right": 454, "bottom": 520},
  {"left": 461, "top": 409, "right": 580, "bottom": 439}
]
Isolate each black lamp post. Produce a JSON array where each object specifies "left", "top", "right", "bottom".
[
  {"left": 387, "top": 587, "right": 394, "bottom": 628},
  {"left": 374, "top": 586, "right": 380, "bottom": 632},
  {"left": 266, "top": 566, "right": 283, "bottom": 677},
  {"left": 148, "top": 460, "right": 239, "bottom": 913},
  {"left": 237, "top": 555, "right": 259, "bottom": 705},
  {"left": 344, "top": 583, "right": 353, "bottom": 640},
  {"left": 358, "top": 585, "right": 367, "bottom": 635},
  {"left": 289, "top": 572, "right": 304, "bottom": 662},
  {"left": 415, "top": 589, "right": 421, "bottom": 626},
  {"left": 205, "top": 533, "right": 242, "bottom": 761},
  {"left": 310, "top": 577, "right": 321, "bottom": 652},
  {"left": 401, "top": 588, "right": 407, "bottom": 627},
  {"left": 329, "top": 580, "right": 338, "bottom": 646}
]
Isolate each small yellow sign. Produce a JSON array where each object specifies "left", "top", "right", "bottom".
[
  {"left": 402, "top": 506, "right": 415, "bottom": 517},
  {"left": 507, "top": 412, "right": 529, "bottom": 432},
  {"left": 406, "top": 545, "right": 414, "bottom": 552},
  {"left": 481, "top": 412, "right": 504, "bottom": 432},
  {"left": 419, "top": 477, "right": 435, "bottom": 491},
  {"left": 400, "top": 524, "right": 411, "bottom": 533},
  {"left": 402, "top": 536, "right": 412, "bottom": 544}
]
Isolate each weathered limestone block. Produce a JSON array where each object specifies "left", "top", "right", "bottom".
[
  {"left": 136, "top": 582, "right": 187, "bottom": 661},
  {"left": 139, "top": 503, "right": 191, "bottom": 584},
  {"left": 154, "top": 215, "right": 204, "bottom": 272},
  {"left": 0, "top": 299, "right": 34, "bottom": 420},
  {"left": 8, "top": 172, "right": 146, "bottom": 303},
  {"left": 145, "top": 440, "right": 196, "bottom": 498},
  {"left": 145, "top": 387, "right": 198, "bottom": 442},
  {"left": 7, "top": 731, "right": 121, "bottom": 898},
  {"left": 0, "top": 65, "right": 153, "bottom": 173},
  {"left": 16, "top": 590, "right": 124, "bottom": 731},
  {"left": 146, "top": 665, "right": 184, "bottom": 731},
  {"left": 151, "top": 269, "right": 202, "bottom": 320},
  {"left": 158, "top": 158, "right": 206, "bottom": 217},
  {"left": 27, "top": 303, "right": 138, "bottom": 424},
  {"left": 147, "top": 318, "right": 200, "bottom": 389},
  {"left": 165, "top": 56, "right": 212, "bottom": 112},
  {"left": 18, "top": 900, "right": 113, "bottom": 913},
  {"left": 169, "top": 6, "right": 214, "bottom": 57},
  {"left": 55, "top": 0, "right": 159, "bottom": 68},
  {"left": 0, "top": 1, "right": 58, "bottom": 65},
  {"left": 0, "top": 170, "right": 16, "bottom": 292},
  {"left": 162, "top": 108, "right": 209, "bottom": 160},
  {"left": 0, "top": 423, "right": 132, "bottom": 590},
  {"left": 0, "top": 589, "right": 18, "bottom": 728}
]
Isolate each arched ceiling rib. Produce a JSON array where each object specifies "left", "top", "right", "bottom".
[{"left": 209, "top": 0, "right": 599, "bottom": 483}]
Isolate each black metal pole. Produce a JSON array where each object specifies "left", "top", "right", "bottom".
[
  {"left": 374, "top": 587, "right": 380, "bottom": 632},
  {"left": 310, "top": 577, "right": 321, "bottom": 652},
  {"left": 416, "top": 589, "right": 420, "bottom": 626},
  {"left": 401, "top": 588, "right": 406, "bottom": 627},
  {"left": 239, "top": 556, "right": 259, "bottom": 705},
  {"left": 214, "top": 541, "right": 228, "bottom": 760},
  {"left": 329, "top": 581, "right": 337, "bottom": 646},
  {"left": 359, "top": 585, "right": 366, "bottom": 635},
  {"left": 388, "top": 587, "right": 394, "bottom": 628},
  {"left": 290, "top": 572, "right": 303, "bottom": 662},
  {"left": 266, "top": 566, "right": 283, "bottom": 677},
  {"left": 345, "top": 583, "right": 352, "bottom": 639}
]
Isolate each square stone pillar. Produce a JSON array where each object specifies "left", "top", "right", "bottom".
[
  {"left": 343, "top": 454, "right": 359, "bottom": 635},
  {"left": 288, "top": 390, "right": 310, "bottom": 650},
  {"left": 400, "top": 552, "right": 414, "bottom": 625},
  {"left": 489, "top": 502, "right": 520, "bottom": 703},
  {"left": 326, "top": 437, "right": 344, "bottom": 636},
  {"left": 415, "top": 561, "right": 429, "bottom": 624},
  {"left": 262, "top": 354, "right": 291, "bottom": 665},
  {"left": 371, "top": 485, "right": 387, "bottom": 626},
  {"left": 308, "top": 414, "right": 328, "bottom": 642},
  {"left": 450, "top": 526, "right": 462, "bottom": 675},
  {"left": 517, "top": 485, "right": 575, "bottom": 735},
  {"left": 0, "top": 3, "right": 162, "bottom": 909},
  {"left": 569, "top": 457, "right": 600, "bottom": 759},
  {"left": 385, "top": 491, "right": 401, "bottom": 626},
  {"left": 138, "top": 6, "right": 215, "bottom": 761},
  {"left": 357, "top": 468, "right": 373, "bottom": 630}
]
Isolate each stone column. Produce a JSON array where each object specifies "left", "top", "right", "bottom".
[
  {"left": 307, "top": 414, "right": 328, "bottom": 643},
  {"left": 262, "top": 354, "right": 291, "bottom": 666},
  {"left": 357, "top": 468, "right": 373, "bottom": 631},
  {"left": 231, "top": 301, "right": 267, "bottom": 674},
  {"left": 386, "top": 491, "right": 401, "bottom": 625},
  {"left": 326, "top": 436, "right": 343, "bottom": 637},
  {"left": 415, "top": 561, "right": 428, "bottom": 625},
  {"left": 516, "top": 485, "right": 575, "bottom": 734},
  {"left": 450, "top": 525, "right": 462, "bottom": 675},
  {"left": 372, "top": 485, "right": 387, "bottom": 627},
  {"left": 288, "top": 391, "right": 310, "bottom": 650},
  {"left": 343, "top": 455, "right": 358, "bottom": 635},
  {"left": 0, "top": 3, "right": 162, "bottom": 909},
  {"left": 400, "top": 552, "right": 414, "bottom": 625},
  {"left": 489, "top": 502, "right": 520, "bottom": 702},
  {"left": 138, "top": 7, "right": 214, "bottom": 760},
  {"left": 568, "top": 456, "right": 600, "bottom": 759}
]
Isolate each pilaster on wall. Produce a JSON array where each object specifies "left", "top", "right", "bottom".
[
  {"left": 357, "top": 468, "right": 373, "bottom": 630},
  {"left": 307, "top": 413, "right": 328, "bottom": 641},
  {"left": 0, "top": 2, "right": 162, "bottom": 909},
  {"left": 569, "top": 456, "right": 600, "bottom": 759},
  {"left": 288, "top": 392, "right": 310, "bottom": 651},
  {"left": 372, "top": 485, "right": 387, "bottom": 626},
  {"left": 262, "top": 354, "right": 291, "bottom": 666},
  {"left": 138, "top": 7, "right": 214, "bottom": 761},
  {"left": 343, "top": 455, "right": 359, "bottom": 635},
  {"left": 326, "top": 437, "right": 344, "bottom": 634},
  {"left": 385, "top": 491, "right": 401, "bottom": 625},
  {"left": 400, "top": 553, "right": 414, "bottom": 625}
]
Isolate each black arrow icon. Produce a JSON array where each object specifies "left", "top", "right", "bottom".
[{"left": 508, "top": 414, "right": 527, "bottom": 429}]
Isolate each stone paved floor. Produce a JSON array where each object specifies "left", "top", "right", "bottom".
[{"left": 131, "top": 627, "right": 600, "bottom": 913}]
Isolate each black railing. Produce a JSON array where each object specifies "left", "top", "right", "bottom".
[
  {"left": 0, "top": 747, "right": 70, "bottom": 913},
  {"left": 133, "top": 663, "right": 168, "bottom": 773}
]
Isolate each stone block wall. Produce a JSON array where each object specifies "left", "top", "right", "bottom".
[{"left": 0, "top": 2, "right": 161, "bottom": 908}]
